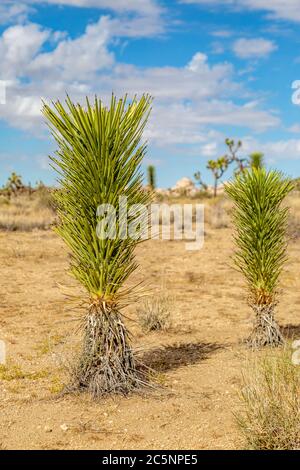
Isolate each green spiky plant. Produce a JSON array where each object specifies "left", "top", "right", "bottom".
[
  {"left": 42, "top": 94, "right": 152, "bottom": 396},
  {"left": 225, "top": 168, "right": 294, "bottom": 347},
  {"left": 147, "top": 165, "right": 156, "bottom": 190},
  {"left": 250, "top": 152, "right": 264, "bottom": 170}
]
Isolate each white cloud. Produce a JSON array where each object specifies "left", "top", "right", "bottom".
[
  {"left": 0, "top": 1, "right": 165, "bottom": 36},
  {"left": 0, "top": 2, "right": 31, "bottom": 24},
  {"left": 0, "top": 23, "right": 51, "bottom": 79},
  {"left": 211, "top": 41, "right": 225, "bottom": 54},
  {"left": 29, "top": 16, "right": 114, "bottom": 80},
  {"left": 182, "top": 0, "right": 300, "bottom": 23},
  {"left": 241, "top": 136, "right": 300, "bottom": 161},
  {"left": 102, "top": 12, "right": 165, "bottom": 37},
  {"left": 144, "top": 103, "right": 273, "bottom": 147},
  {"left": 107, "top": 54, "right": 238, "bottom": 103},
  {"left": 201, "top": 142, "right": 218, "bottom": 156},
  {"left": 211, "top": 29, "right": 233, "bottom": 38},
  {"left": 187, "top": 52, "right": 208, "bottom": 71},
  {"left": 288, "top": 124, "right": 300, "bottom": 133},
  {"left": 27, "top": 0, "right": 162, "bottom": 16},
  {"left": 233, "top": 37, "right": 277, "bottom": 59},
  {"left": 194, "top": 134, "right": 300, "bottom": 168},
  {"left": 0, "top": 17, "right": 280, "bottom": 143}
]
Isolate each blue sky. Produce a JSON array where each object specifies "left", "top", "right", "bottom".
[{"left": 0, "top": 0, "right": 300, "bottom": 188}]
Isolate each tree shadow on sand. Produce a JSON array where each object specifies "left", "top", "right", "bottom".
[
  {"left": 140, "top": 341, "right": 223, "bottom": 373},
  {"left": 281, "top": 324, "right": 300, "bottom": 340}
]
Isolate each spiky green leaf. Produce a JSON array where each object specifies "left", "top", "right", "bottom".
[{"left": 43, "top": 94, "right": 152, "bottom": 300}]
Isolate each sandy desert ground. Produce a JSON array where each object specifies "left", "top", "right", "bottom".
[{"left": 1, "top": 196, "right": 300, "bottom": 449}]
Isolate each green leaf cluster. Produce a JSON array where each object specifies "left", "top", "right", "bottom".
[
  {"left": 225, "top": 168, "right": 294, "bottom": 304},
  {"left": 42, "top": 94, "right": 152, "bottom": 300}
]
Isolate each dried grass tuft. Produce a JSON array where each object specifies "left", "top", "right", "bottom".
[
  {"left": 137, "top": 295, "right": 171, "bottom": 333},
  {"left": 236, "top": 347, "right": 300, "bottom": 450}
]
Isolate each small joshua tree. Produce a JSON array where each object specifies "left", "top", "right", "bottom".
[
  {"left": 5, "top": 172, "right": 24, "bottom": 195},
  {"left": 43, "top": 94, "right": 152, "bottom": 396},
  {"left": 225, "top": 138, "right": 248, "bottom": 175},
  {"left": 147, "top": 165, "right": 156, "bottom": 190},
  {"left": 225, "top": 168, "right": 294, "bottom": 347},
  {"left": 194, "top": 171, "right": 208, "bottom": 191},
  {"left": 207, "top": 156, "right": 229, "bottom": 197},
  {"left": 194, "top": 138, "right": 248, "bottom": 196},
  {"left": 250, "top": 152, "right": 264, "bottom": 170}
]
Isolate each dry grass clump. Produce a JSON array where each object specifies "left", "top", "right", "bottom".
[
  {"left": 0, "top": 364, "right": 49, "bottom": 381},
  {"left": 288, "top": 215, "right": 300, "bottom": 241},
  {"left": 137, "top": 295, "right": 171, "bottom": 332},
  {"left": 287, "top": 192, "right": 300, "bottom": 240},
  {"left": 206, "top": 196, "right": 231, "bottom": 229},
  {"left": 0, "top": 190, "right": 55, "bottom": 231},
  {"left": 236, "top": 348, "right": 300, "bottom": 450}
]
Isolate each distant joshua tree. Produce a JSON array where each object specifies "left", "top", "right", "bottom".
[
  {"left": 250, "top": 152, "right": 264, "bottom": 170},
  {"left": 5, "top": 172, "right": 24, "bottom": 194},
  {"left": 207, "top": 156, "right": 229, "bottom": 197},
  {"left": 226, "top": 168, "right": 294, "bottom": 347},
  {"left": 194, "top": 138, "right": 249, "bottom": 196},
  {"left": 224, "top": 138, "right": 248, "bottom": 175},
  {"left": 147, "top": 165, "right": 156, "bottom": 190},
  {"left": 194, "top": 171, "right": 208, "bottom": 191}
]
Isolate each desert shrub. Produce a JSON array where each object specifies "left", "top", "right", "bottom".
[
  {"left": 288, "top": 214, "right": 300, "bottom": 241},
  {"left": 236, "top": 348, "right": 300, "bottom": 449},
  {"left": 138, "top": 295, "right": 171, "bottom": 332},
  {"left": 293, "top": 178, "right": 300, "bottom": 192},
  {"left": 0, "top": 195, "right": 9, "bottom": 206},
  {"left": 34, "top": 186, "right": 55, "bottom": 210},
  {"left": 0, "top": 193, "right": 55, "bottom": 231},
  {"left": 207, "top": 197, "right": 231, "bottom": 229},
  {"left": 286, "top": 193, "right": 300, "bottom": 240},
  {"left": 190, "top": 189, "right": 210, "bottom": 200}
]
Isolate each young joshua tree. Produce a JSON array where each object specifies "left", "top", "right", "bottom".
[
  {"left": 225, "top": 168, "right": 294, "bottom": 348},
  {"left": 42, "top": 94, "right": 152, "bottom": 396},
  {"left": 250, "top": 152, "right": 264, "bottom": 170},
  {"left": 147, "top": 165, "right": 156, "bottom": 190}
]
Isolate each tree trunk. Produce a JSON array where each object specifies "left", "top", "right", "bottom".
[
  {"left": 214, "top": 180, "right": 217, "bottom": 198},
  {"left": 247, "top": 303, "right": 284, "bottom": 348},
  {"left": 73, "top": 302, "right": 142, "bottom": 397}
]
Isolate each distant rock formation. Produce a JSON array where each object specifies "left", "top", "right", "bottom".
[{"left": 172, "top": 177, "right": 195, "bottom": 192}]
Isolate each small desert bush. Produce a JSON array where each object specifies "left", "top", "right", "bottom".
[
  {"left": 293, "top": 178, "right": 300, "bottom": 192},
  {"left": 236, "top": 348, "right": 300, "bottom": 450},
  {"left": 0, "top": 195, "right": 10, "bottom": 206},
  {"left": 287, "top": 192, "right": 300, "bottom": 240},
  {"left": 288, "top": 214, "right": 300, "bottom": 241},
  {"left": 137, "top": 295, "right": 171, "bottom": 332},
  {"left": 34, "top": 186, "right": 55, "bottom": 210},
  {"left": 207, "top": 196, "right": 231, "bottom": 229},
  {"left": 0, "top": 192, "right": 55, "bottom": 231}
]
